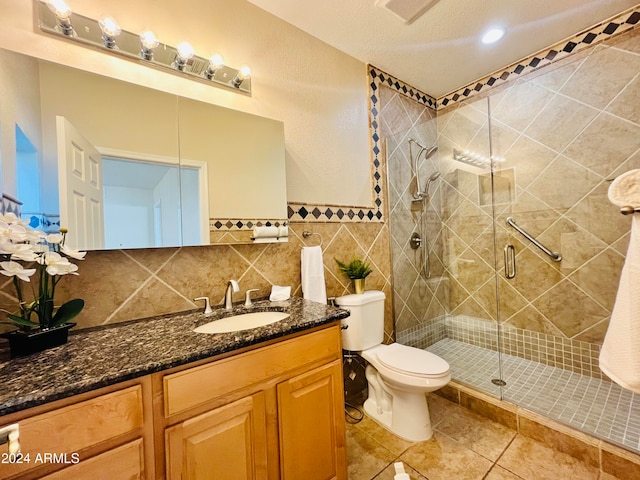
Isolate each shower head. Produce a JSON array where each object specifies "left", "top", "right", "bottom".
[{"left": 423, "top": 145, "right": 438, "bottom": 159}]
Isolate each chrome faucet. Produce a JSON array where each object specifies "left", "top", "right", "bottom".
[{"left": 224, "top": 279, "right": 240, "bottom": 309}]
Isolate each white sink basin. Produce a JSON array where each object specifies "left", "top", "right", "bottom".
[{"left": 194, "top": 311, "right": 290, "bottom": 334}]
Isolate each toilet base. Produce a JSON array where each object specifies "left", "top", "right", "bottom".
[{"left": 364, "top": 365, "right": 434, "bottom": 442}]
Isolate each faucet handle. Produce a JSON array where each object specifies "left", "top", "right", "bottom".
[
  {"left": 194, "top": 297, "right": 213, "bottom": 315},
  {"left": 244, "top": 289, "right": 260, "bottom": 307}
]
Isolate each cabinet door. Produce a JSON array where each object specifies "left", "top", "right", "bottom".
[
  {"left": 277, "top": 360, "right": 347, "bottom": 480},
  {"left": 165, "top": 392, "right": 268, "bottom": 480}
]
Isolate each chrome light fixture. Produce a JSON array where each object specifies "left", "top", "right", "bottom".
[
  {"left": 139, "top": 30, "right": 159, "bottom": 60},
  {"left": 46, "top": 0, "right": 73, "bottom": 36},
  {"left": 98, "top": 16, "right": 121, "bottom": 49},
  {"left": 36, "top": 1, "right": 252, "bottom": 94}
]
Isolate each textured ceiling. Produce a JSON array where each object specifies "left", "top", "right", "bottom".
[{"left": 247, "top": 0, "right": 639, "bottom": 98}]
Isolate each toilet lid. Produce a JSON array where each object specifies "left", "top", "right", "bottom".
[{"left": 377, "top": 343, "right": 449, "bottom": 378}]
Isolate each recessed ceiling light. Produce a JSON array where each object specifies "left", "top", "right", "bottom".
[{"left": 481, "top": 27, "right": 505, "bottom": 44}]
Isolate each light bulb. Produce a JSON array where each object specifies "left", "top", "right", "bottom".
[
  {"left": 176, "top": 42, "right": 195, "bottom": 60},
  {"left": 46, "top": 0, "right": 73, "bottom": 35},
  {"left": 47, "top": 0, "right": 71, "bottom": 19},
  {"left": 209, "top": 54, "right": 224, "bottom": 70},
  {"left": 205, "top": 53, "right": 225, "bottom": 79},
  {"left": 174, "top": 42, "right": 195, "bottom": 71},
  {"left": 140, "top": 31, "right": 159, "bottom": 60},
  {"left": 99, "top": 17, "right": 121, "bottom": 49},
  {"left": 232, "top": 65, "right": 251, "bottom": 88},
  {"left": 140, "top": 31, "right": 159, "bottom": 50}
]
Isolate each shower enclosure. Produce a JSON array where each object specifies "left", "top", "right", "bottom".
[{"left": 384, "top": 29, "right": 640, "bottom": 454}]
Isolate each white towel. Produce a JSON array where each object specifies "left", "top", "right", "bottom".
[
  {"left": 253, "top": 226, "right": 279, "bottom": 239},
  {"left": 599, "top": 174, "right": 640, "bottom": 392},
  {"left": 608, "top": 169, "right": 640, "bottom": 208},
  {"left": 252, "top": 225, "right": 288, "bottom": 243},
  {"left": 301, "top": 246, "right": 327, "bottom": 304}
]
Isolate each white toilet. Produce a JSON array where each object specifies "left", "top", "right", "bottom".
[{"left": 335, "top": 290, "right": 450, "bottom": 441}]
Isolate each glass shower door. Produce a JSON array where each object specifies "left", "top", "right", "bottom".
[{"left": 432, "top": 95, "right": 505, "bottom": 396}]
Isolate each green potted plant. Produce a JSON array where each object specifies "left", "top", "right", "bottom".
[
  {"left": 335, "top": 256, "right": 372, "bottom": 294},
  {"left": 0, "top": 213, "right": 85, "bottom": 357}
]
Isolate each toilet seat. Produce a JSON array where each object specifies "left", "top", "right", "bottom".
[{"left": 376, "top": 343, "right": 449, "bottom": 378}]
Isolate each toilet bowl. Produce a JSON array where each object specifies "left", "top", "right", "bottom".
[
  {"left": 335, "top": 291, "right": 450, "bottom": 442},
  {"left": 361, "top": 343, "right": 450, "bottom": 441}
]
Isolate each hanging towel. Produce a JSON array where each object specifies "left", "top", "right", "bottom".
[
  {"left": 608, "top": 169, "right": 640, "bottom": 208},
  {"left": 301, "top": 246, "right": 327, "bottom": 304},
  {"left": 599, "top": 170, "right": 640, "bottom": 392}
]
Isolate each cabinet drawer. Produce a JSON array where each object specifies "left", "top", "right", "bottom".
[
  {"left": 41, "top": 439, "right": 144, "bottom": 480},
  {"left": 164, "top": 326, "right": 341, "bottom": 417},
  {"left": 1, "top": 386, "right": 143, "bottom": 479}
]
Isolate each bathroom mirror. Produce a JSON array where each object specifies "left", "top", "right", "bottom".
[{"left": 0, "top": 47, "right": 287, "bottom": 250}]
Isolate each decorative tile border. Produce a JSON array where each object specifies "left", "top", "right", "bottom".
[
  {"left": 209, "top": 219, "right": 287, "bottom": 231},
  {"left": 438, "top": 5, "right": 640, "bottom": 108},
  {"left": 369, "top": 66, "right": 438, "bottom": 110},
  {"left": 287, "top": 202, "right": 383, "bottom": 223}
]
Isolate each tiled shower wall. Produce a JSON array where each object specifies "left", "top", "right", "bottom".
[
  {"left": 391, "top": 27, "right": 640, "bottom": 379},
  {"left": 0, "top": 222, "right": 394, "bottom": 339},
  {"left": 380, "top": 84, "right": 448, "bottom": 333}
]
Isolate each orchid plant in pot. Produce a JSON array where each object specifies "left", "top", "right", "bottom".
[{"left": 0, "top": 213, "right": 85, "bottom": 356}]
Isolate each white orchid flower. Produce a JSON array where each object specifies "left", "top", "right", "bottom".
[
  {"left": 46, "top": 233, "right": 64, "bottom": 245},
  {"left": 60, "top": 244, "right": 86, "bottom": 260},
  {"left": 40, "top": 251, "right": 78, "bottom": 276},
  {"left": 0, "top": 212, "right": 19, "bottom": 224},
  {"left": 3, "top": 243, "right": 38, "bottom": 262},
  {"left": 0, "top": 261, "right": 37, "bottom": 282},
  {"left": 25, "top": 229, "right": 46, "bottom": 244},
  {"left": 0, "top": 222, "right": 28, "bottom": 243},
  {"left": 47, "top": 261, "right": 78, "bottom": 276},
  {"left": 38, "top": 251, "right": 63, "bottom": 266}
]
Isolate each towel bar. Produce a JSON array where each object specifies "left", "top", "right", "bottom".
[
  {"left": 302, "top": 231, "right": 323, "bottom": 247},
  {"left": 620, "top": 206, "right": 640, "bottom": 215}
]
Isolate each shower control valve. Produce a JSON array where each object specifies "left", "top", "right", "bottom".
[{"left": 410, "top": 232, "right": 422, "bottom": 249}]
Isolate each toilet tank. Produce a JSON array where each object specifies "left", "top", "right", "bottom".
[{"left": 335, "top": 290, "right": 385, "bottom": 351}]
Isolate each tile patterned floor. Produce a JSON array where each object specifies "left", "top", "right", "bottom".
[
  {"left": 346, "top": 394, "right": 615, "bottom": 480},
  {"left": 426, "top": 339, "right": 640, "bottom": 454}
]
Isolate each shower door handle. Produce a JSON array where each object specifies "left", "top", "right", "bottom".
[{"left": 504, "top": 244, "right": 516, "bottom": 279}]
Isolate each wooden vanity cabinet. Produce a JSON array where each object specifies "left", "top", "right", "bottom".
[
  {"left": 0, "top": 378, "right": 153, "bottom": 480},
  {"left": 158, "top": 324, "right": 347, "bottom": 480},
  {"left": 0, "top": 322, "right": 347, "bottom": 480}
]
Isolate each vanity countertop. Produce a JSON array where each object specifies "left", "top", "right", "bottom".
[{"left": 0, "top": 297, "right": 349, "bottom": 417}]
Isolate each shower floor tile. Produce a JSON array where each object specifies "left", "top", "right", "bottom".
[{"left": 427, "top": 338, "right": 640, "bottom": 454}]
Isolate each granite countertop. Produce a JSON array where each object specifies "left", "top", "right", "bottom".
[{"left": 0, "top": 297, "right": 350, "bottom": 417}]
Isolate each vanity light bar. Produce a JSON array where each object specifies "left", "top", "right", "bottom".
[
  {"left": 37, "top": 0, "right": 251, "bottom": 94},
  {"left": 453, "top": 149, "right": 505, "bottom": 169}
]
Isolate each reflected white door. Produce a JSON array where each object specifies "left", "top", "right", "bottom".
[{"left": 56, "top": 116, "right": 104, "bottom": 250}]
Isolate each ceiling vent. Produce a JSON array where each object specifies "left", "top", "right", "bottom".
[{"left": 375, "top": 0, "right": 440, "bottom": 24}]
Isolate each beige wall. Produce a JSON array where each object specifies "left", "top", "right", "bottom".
[{"left": 0, "top": 0, "right": 371, "bottom": 207}]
